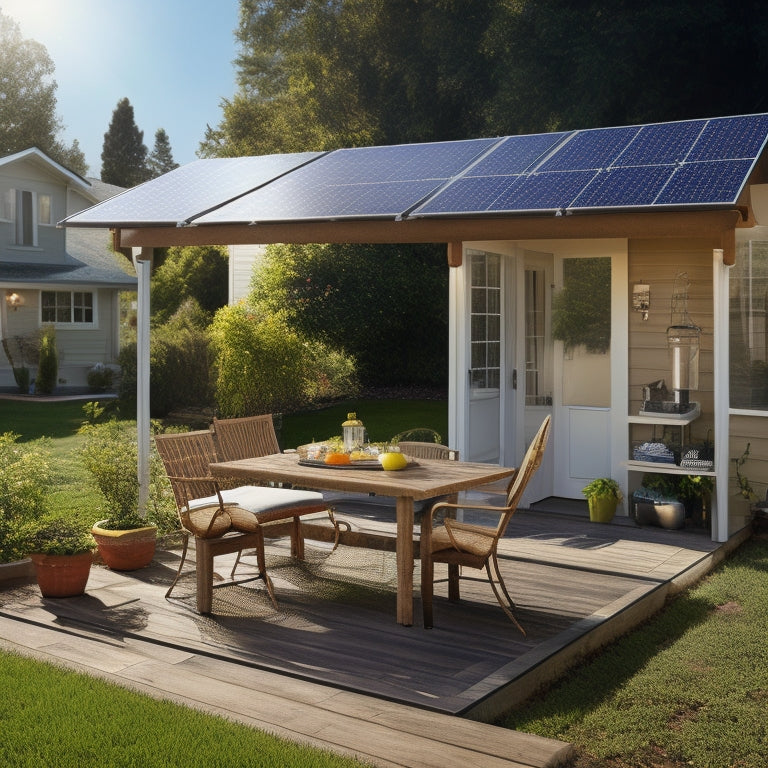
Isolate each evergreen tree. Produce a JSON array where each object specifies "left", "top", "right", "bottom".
[
  {"left": 101, "top": 97, "right": 149, "bottom": 187},
  {"left": 0, "top": 11, "right": 87, "bottom": 175},
  {"left": 147, "top": 128, "right": 179, "bottom": 178}
]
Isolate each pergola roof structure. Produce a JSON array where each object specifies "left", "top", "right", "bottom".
[{"left": 62, "top": 114, "right": 768, "bottom": 265}]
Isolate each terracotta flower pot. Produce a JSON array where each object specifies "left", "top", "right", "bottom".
[
  {"left": 30, "top": 552, "right": 92, "bottom": 597},
  {"left": 588, "top": 496, "right": 618, "bottom": 523},
  {"left": 91, "top": 521, "right": 157, "bottom": 571}
]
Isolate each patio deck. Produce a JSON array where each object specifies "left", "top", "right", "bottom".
[{"left": 0, "top": 504, "right": 747, "bottom": 768}]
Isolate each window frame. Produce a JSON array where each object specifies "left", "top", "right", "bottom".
[{"left": 40, "top": 290, "right": 97, "bottom": 328}]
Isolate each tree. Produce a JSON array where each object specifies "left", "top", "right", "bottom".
[
  {"left": 147, "top": 128, "right": 178, "bottom": 179},
  {"left": 101, "top": 97, "right": 149, "bottom": 186},
  {"left": 150, "top": 245, "right": 229, "bottom": 325},
  {"left": 0, "top": 11, "right": 87, "bottom": 175}
]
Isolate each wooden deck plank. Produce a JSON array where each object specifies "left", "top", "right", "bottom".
[{"left": 0, "top": 508, "right": 745, "bottom": 768}]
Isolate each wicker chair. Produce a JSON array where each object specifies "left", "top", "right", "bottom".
[
  {"left": 397, "top": 441, "right": 459, "bottom": 462},
  {"left": 155, "top": 429, "right": 327, "bottom": 614},
  {"left": 212, "top": 414, "right": 280, "bottom": 461},
  {"left": 212, "top": 414, "right": 346, "bottom": 551},
  {"left": 420, "top": 415, "right": 551, "bottom": 634}
]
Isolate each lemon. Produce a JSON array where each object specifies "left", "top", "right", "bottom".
[{"left": 379, "top": 452, "right": 408, "bottom": 470}]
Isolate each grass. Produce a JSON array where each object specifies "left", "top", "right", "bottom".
[
  {"left": 0, "top": 650, "right": 372, "bottom": 768},
  {"left": 499, "top": 535, "right": 768, "bottom": 768}
]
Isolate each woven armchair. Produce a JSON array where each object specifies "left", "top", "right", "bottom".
[
  {"left": 212, "top": 414, "right": 346, "bottom": 551},
  {"left": 420, "top": 415, "right": 551, "bottom": 634},
  {"left": 155, "top": 429, "right": 327, "bottom": 614}
]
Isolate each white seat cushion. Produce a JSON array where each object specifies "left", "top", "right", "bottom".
[{"left": 189, "top": 485, "right": 323, "bottom": 516}]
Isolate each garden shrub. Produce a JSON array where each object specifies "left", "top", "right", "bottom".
[
  {"left": 78, "top": 420, "right": 177, "bottom": 534},
  {"left": 210, "top": 303, "right": 358, "bottom": 417},
  {"left": 35, "top": 325, "right": 58, "bottom": 394},
  {"left": 0, "top": 433, "right": 53, "bottom": 562},
  {"left": 119, "top": 299, "right": 214, "bottom": 417}
]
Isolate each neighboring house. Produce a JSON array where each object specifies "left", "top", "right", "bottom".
[
  {"left": 0, "top": 148, "right": 137, "bottom": 391},
  {"left": 228, "top": 243, "right": 265, "bottom": 302},
  {"left": 61, "top": 115, "right": 768, "bottom": 544}
]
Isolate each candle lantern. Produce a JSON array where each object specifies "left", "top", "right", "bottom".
[{"left": 666, "top": 323, "right": 700, "bottom": 408}]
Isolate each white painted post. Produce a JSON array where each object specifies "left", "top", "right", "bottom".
[
  {"left": 712, "top": 248, "right": 730, "bottom": 543},
  {"left": 136, "top": 248, "right": 152, "bottom": 515}
]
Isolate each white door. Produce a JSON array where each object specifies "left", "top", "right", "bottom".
[
  {"left": 552, "top": 256, "right": 613, "bottom": 498},
  {"left": 464, "top": 249, "right": 509, "bottom": 463}
]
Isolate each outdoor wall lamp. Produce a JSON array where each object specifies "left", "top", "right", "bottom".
[{"left": 5, "top": 291, "right": 25, "bottom": 310}]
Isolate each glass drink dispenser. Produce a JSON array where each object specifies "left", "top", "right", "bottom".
[{"left": 666, "top": 323, "right": 701, "bottom": 407}]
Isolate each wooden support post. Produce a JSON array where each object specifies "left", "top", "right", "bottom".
[{"left": 447, "top": 241, "right": 463, "bottom": 267}]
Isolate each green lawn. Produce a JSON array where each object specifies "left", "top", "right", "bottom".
[{"left": 500, "top": 535, "right": 768, "bottom": 768}]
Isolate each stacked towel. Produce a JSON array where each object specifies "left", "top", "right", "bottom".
[{"left": 633, "top": 441, "right": 676, "bottom": 464}]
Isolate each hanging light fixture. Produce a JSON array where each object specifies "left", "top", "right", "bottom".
[
  {"left": 5, "top": 291, "right": 25, "bottom": 310},
  {"left": 666, "top": 273, "right": 700, "bottom": 412}
]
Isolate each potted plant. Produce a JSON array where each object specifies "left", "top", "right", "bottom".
[
  {"left": 26, "top": 516, "right": 95, "bottom": 598},
  {"left": 582, "top": 478, "right": 623, "bottom": 523},
  {"left": 0, "top": 432, "right": 53, "bottom": 586},
  {"left": 80, "top": 421, "right": 158, "bottom": 571}
]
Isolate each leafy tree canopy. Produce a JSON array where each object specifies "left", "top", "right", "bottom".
[
  {"left": 151, "top": 245, "right": 229, "bottom": 325},
  {"left": 0, "top": 11, "right": 87, "bottom": 176}
]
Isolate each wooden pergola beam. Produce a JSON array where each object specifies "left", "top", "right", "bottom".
[{"left": 114, "top": 210, "right": 744, "bottom": 262}]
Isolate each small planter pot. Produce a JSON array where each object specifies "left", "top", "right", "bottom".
[
  {"left": 588, "top": 496, "right": 618, "bottom": 523},
  {"left": 91, "top": 521, "right": 157, "bottom": 571},
  {"left": 30, "top": 552, "right": 92, "bottom": 597}
]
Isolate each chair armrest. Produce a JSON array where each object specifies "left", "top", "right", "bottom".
[{"left": 424, "top": 500, "right": 512, "bottom": 527}]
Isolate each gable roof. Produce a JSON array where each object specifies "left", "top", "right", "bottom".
[
  {"left": 62, "top": 114, "right": 768, "bottom": 232},
  {"left": 0, "top": 147, "right": 96, "bottom": 201}
]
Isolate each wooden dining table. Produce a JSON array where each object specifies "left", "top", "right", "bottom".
[{"left": 210, "top": 452, "right": 516, "bottom": 626}]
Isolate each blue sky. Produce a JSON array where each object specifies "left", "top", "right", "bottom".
[{"left": 2, "top": 0, "right": 240, "bottom": 177}]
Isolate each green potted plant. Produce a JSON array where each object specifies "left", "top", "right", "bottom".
[
  {"left": 26, "top": 516, "right": 95, "bottom": 598},
  {"left": 80, "top": 421, "right": 158, "bottom": 571},
  {"left": 582, "top": 478, "right": 623, "bottom": 523},
  {"left": 0, "top": 433, "right": 53, "bottom": 586}
]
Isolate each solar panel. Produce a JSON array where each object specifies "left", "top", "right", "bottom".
[
  {"left": 656, "top": 159, "right": 756, "bottom": 205},
  {"left": 537, "top": 126, "right": 640, "bottom": 172},
  {"left": 196, "top": 138, "right": 498, "bottom": 223},
  {"left": 61, "top": 154, "right": 323, "bottom": 226},
  {"left": 613, "top": 120, "right": 706, "bottom": 166},
  {"left": 686, "top": 113, "right": 768, "bottom": 161},
  {"left": 571, "top": 166, "right": 675, "bottom": 208},
  {"left": 463, "top": 132, "right": 570, "bottom": 177}
]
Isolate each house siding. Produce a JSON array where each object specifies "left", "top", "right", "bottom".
[{"left": 728, "top": 414, "right": 767, "bottom": 533}]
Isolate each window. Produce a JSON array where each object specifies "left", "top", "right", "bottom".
[
  {"left": 730, "top": 241, "right": 768, "bottom": 410},
  {"left": 469, "top": 251, "right": 501, "bottom": 390},
  {"left": 525, "top": 267, "right": 550, "bottom": 405},
  {"left": 41, "top": 291, "right": 95, "bottom": 325},
  {"left": 2, "top": 189, "right": 52, "bottom": 245}
]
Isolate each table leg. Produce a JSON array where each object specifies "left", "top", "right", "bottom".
[{"left": 395, "top": 496, "right": 414, "bottom": 626}]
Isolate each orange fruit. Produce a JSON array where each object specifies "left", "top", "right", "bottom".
[{"left": 324, "top": 452, "right": 351, "bottom": 465}]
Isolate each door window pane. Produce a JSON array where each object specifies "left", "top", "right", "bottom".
[
  {"left": 730, "top": 241, "right": 768, "bottom": 410},
  {"left": 469, "top": 251, "right": 502, "bottom": 391}
]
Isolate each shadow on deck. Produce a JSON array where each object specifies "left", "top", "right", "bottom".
[{"left": 0, "top": 506, "right": 743, "bottom": 723}]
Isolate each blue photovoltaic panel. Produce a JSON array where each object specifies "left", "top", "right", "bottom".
[
  {"left": 492, "top": 170, "right": 598, "bottom": 211},
  {"left": 537, "top": 125, "right": 640, "bottom": 172},
  {"left": 655, "top": 159, "right": 756, "bottom": 205},
  {"left": 612, "top": 120, "right": 706, "bottom": 166},
  {"left": 571, "top": 166, "right": 675, "bottom": 208},
  {"left": 61, "top": 154, "right": 322, "bottom": 226},
  {"left": 686, "top": 113, "right": 768, "bottom": 162},
  {"left": 196, "top": 138, "right": 498, "bottom": 223},
  {"left": 415, "top": 114, "right": 768, "bottom": 217},
  {"left": 463, "top": 132, "right": 570, "bottom": 177}
]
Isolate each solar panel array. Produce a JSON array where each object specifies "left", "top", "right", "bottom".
[
  {"left": 61, "top": 153, "right": 322, "bottom": 226},
  {"left": 62, "top": 114, "right": 768, "bottom": 228},
  {"left": 413, "top": 114, "right": 768, "bottom": 217},
  {"left": 195, "top": 138, "right": 500, "bottom": 224}
]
